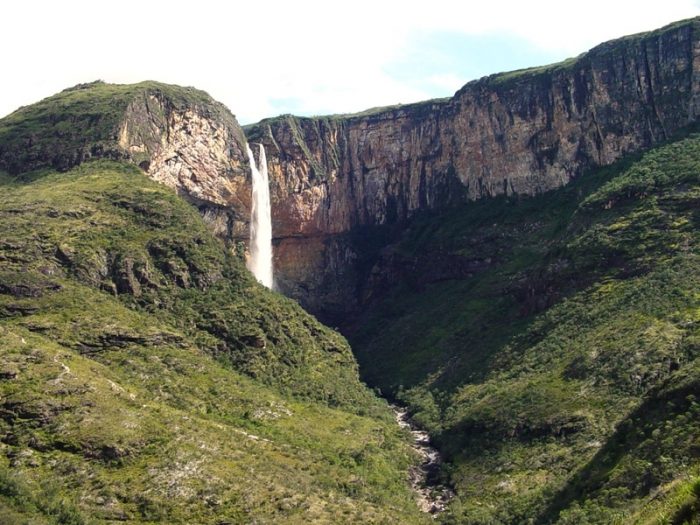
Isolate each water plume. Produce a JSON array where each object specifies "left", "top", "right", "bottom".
[{"left": 246, "top": 143, "right": 273, "bottom": 288}]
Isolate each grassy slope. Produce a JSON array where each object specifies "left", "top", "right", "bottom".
[
  {"left": 0, "top": 162, "right": 427, "bottom": 524},
  {"left": 351, "top": 133, "right": 700, "bottom": 524}
]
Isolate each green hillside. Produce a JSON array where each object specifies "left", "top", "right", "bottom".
[
  {"left": 351, "top": 133, "right": 700, "bottom": 523},
  {"left": 0, "top": 161, "right": 427, "bottom": 524},
  {"left": 2, "top": 75, "right": 700, "bottom": 525}
]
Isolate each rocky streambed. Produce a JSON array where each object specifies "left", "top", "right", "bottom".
[{"left": 391, "top": 405, "right": 454, "bottom": 516}]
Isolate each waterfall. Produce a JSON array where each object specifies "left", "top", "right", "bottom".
[{"left": 246, "top": 143, "right": 273, "bottom": 289}]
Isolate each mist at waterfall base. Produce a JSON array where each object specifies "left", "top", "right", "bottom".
[{"left": 246, "top": 143, "right": 274, "bottom": 289}]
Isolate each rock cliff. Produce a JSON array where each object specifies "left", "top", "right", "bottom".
[
  {"left": 117, "top": 88, "right": 251, "bottom": 239},
  {"left": 244, "top": 17, "right": 700, "bottom": 320},
  {"left": 0, "top": 81, "right": 252, "bottom": 240},
  {"left": 3, "top": 20, "right": 699, "bottom": 323}
]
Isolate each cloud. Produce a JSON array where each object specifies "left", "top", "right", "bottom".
[{"left": 1, "top": 0, "right": 698, "bottom": 124}]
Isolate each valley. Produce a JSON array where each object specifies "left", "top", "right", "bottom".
[{"left": 0, "top": 16, "right": 699, "bottom": 525}]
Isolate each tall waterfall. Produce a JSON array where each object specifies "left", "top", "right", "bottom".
[{"left": 246, "top": 143, "right": 273, "bottom": 289}]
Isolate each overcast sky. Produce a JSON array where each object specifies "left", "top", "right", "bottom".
[{"left": 2, "top": 0, "right": 699, "bottom": 124}]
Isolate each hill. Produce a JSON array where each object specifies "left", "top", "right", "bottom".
[
  {"left": 2, "top": 17, "right": 700, "bottom": 524},
  {"left": 0, "top": 159, "right": 426, "bottom": 524}
]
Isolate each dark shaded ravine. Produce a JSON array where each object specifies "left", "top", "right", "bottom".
[{"left": 391, "top": 405, "right": 454, "bottom": 515}]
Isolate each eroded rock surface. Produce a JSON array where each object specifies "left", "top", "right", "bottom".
[
  {"left": 243, "top": 19, "right": 700, "bottom": 320},
  {"left": 392, "top": 405, "right": 454, "bottom": 515}
]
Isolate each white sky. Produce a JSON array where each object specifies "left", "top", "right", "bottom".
[{"left": 2, "top": 0, "right": 699, "bottom": 124}]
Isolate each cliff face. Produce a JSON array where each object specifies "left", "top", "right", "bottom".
[
  {"left": 115, "top": 88, "right": 252, "bottom": 240},
  {"left": 244, "top": 18, "right": 700, "bottom": 319},
  {"left": 0, "top": 81, "right": 252, "bottom": 241},
  {"left": 3, "top": 22, "right": 699, "bottom": 322}
]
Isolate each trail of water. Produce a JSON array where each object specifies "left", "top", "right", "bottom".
[
  {"left": 391, "top": 405, "right": 454, "bottom": 516},
  {"left": 246, "top": 143, "right": 273, "bottom": 288}
]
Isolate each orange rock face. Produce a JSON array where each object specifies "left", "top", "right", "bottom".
[{"left": 241, "top": 20, "right": 700, "bottom": 320}]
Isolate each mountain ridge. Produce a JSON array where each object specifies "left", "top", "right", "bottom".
[
  {"left": 243, "top": 15, "right": 700, "bottom": 322},
  {"left": 0, "top": 159, "right": 427, "bottom": 524},
  {"left": 0, "top": 16, "right": 699, "bottom": 524}
]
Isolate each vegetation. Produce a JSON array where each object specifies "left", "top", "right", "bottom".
[
  {"left": 0, "top": 161, "right": 427, "bottom": 523},
  {"left": 243, "top": 97, "right": 451, "bottom": 135},
  {"left": 3, "top": 33, "right": 700, "bottom": 521},
  {"left": 477, "top": 17, "right": 700, "bottom": 89},
  {"left": 351, "top": 132, "right": 700, "bottom": 523}
]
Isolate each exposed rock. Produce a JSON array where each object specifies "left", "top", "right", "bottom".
[
  {"left": 55, "top": 244, "right": 76, "bottom": 266},
  {"left": 242, "top": 18, "right": 700, "bottom": 319},
  {"left": 75, "top": 328, "right": 185, "bottom": 354},
  {"left": 112, "top": 255, "right": 143, "bottom": 296},
  {"left": 0, "top": 365, "right": 19, "bottom": 380},
  {"left": 0, "top": 273, "right": 62, "bottom": 297},
  {"left": 88, "top": 444, "right": 131, "bottom": 462},
  {"left": 392, "top": 405, "right": 454, "bottom": 515},
  {"left": 0, "top": 303, "right": 40, "bottom": 317},
  {"left": 118, "top": 91, "right": 251, "bottom": 223},
  {"left": 0, "top": 82, "right": 253, "bottom": 251},
  {"left": 2, "top": 23, "right": 699, "bottom": 324}
]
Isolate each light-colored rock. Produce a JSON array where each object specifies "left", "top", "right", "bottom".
[{"left": 117, "top": 91, "right": 252, "bottom": 240}]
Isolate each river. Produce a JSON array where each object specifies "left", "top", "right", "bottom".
[{"left": 391, "top": 405, "right": 454, "bottom": 516}]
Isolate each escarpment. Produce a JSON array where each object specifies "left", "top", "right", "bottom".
[
  {"left": 2, "top": 20, "right": 699, "bottom": 324},
  {"left": 0, "top": 80, "right": 253, "bottom": 240},
  {"left": 243, "top": 18, "right": 700, "bottom": 321},
  {"left": 117, "top": 87, "right": 250, "bottom": 231}
]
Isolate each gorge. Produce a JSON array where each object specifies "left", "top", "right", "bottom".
[
  {"left": 242, "top": 17, "right": 700, "bottom": 324},
  {"left": 0, "top": 15, "right": 698, "bottom": 525}
]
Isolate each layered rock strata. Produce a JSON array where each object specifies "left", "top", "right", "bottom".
[
  {"left": 243, "top": 18, "right": 700, "bottom": 320},
  {"left": 3, "top": 20, "right": 699, "bottom": 323}
]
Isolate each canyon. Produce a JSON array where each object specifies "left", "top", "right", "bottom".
[
  {"left": 242, "top": 18, "right": 700, "bottom": 322},
  {"left": 1, "top": 16, "right": 699, "bottom": 525},
  {"left": 3, "top": 20, "right": 698, "bottom": 326}
]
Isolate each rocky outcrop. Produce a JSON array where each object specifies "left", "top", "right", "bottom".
[
  {"left": 0, "top": 81, "right": 253, "bottom": 241},
  {"left": 244, "top": 18, "right": 700, "bottom": 320},
  {"left": 3, "top": 21, "right": 699, "bottom": 324},
  {"left": 116, "top": 88, "right": 252, "bottom": 239}
]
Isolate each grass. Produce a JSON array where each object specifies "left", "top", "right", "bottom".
[
  {"left": 0, "top": 161, "right": 428, "bottom": 524},
  {"left": 350, "top": 131, "right": 700, "bottom": 523},
  {"left": 3, "top": 20, "right": 700, "bottom": 520},
  {"left": 0, "top": 80, "right": 241, "bottom": 175},
  {"left": 477, "top": 16, "right": 700, "bottom": 90},
  {"left": 243, "top": 97, "right": 451, "bottom": 133}
]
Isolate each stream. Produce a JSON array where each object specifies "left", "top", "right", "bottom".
[{"left": 391, "top": 405, "right": 454, "bottom": 516}]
